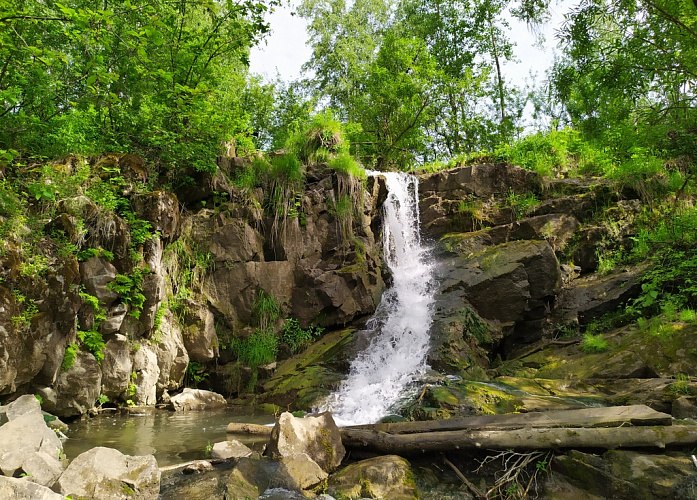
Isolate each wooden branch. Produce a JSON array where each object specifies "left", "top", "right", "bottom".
[
  {"left": 0, "top": 16, "right": 70, "bottom": 23},
  {"left": 342, "top": 425, "right": 697, "bottom": 455},
  {"left": 442, "top": 455, "right": 487, "bottom": 500}
]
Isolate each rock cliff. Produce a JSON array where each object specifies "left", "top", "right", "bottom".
[{"left": 0, "top": 153, "right": 386, "bottom": 416}]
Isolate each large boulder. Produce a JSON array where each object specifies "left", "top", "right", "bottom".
[
  {"left": 192, "top": 210, "right": 265, "bottom": 264},
  {"left": 168, "top": 388, "right": 227, "bottom": 411},
  {"left": 553, "top": 266, "right": 644, "bottom": 327},
  {"left": 55, "top": 447, "right": 160, "bottom": 500},
  {"left": 180, "top": 300, "right": 219, "bottom": 363},
  {"left": 0, "top": 394, "right": 41, "bottom": 421},
  {"left": 0, "top": 476, "right": 64, "bottom": 500},
  {"left": 133, "top": 191, "right": 181, "bottom": 243},
  {"left": 225, "top": 455, "right": 326, "bottom": 498},
  {"left": 80, "top": 256, "right": 118, "bottom": 309},
  {"left": 37, "top": 350, "right": 102, "bottom": 418},
  {"left": 327, "top": 455, "right": 419, "bottom": 500},
  {"left": 0, "top": 411, "right": 64, "bottom": 487},
  {"left": 552, "top": 450, "right": 697, "bottom": 500},
  {"left": 435, "top": 239, "right": 561, "bottom": 355},
  {"left": 267, "top": 412, "right": 345, "bottom": 473},
  {"left": 100, "top": 335, "right": 133, "bottom": 400}
]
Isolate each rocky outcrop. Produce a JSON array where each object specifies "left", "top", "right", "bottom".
[
  {"left": 36, "top": 350, "right": 102, "bottom": 418},
  {"left": 0, "top": 154, "right": 387, "bottom": 416},
  {"left": 418, "top": 162, "right": 542, "bottom": 237},
  {"left": 551, "top": 450, "right": 697, "bottom": 500},
  {"left": 430, "top": 239, "right": 561, "bottom": 365},
  {"left": 55, "top": 447, "right": 160, "bottom": 500}
]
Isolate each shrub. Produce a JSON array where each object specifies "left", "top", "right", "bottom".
[
  {"left": 282, "top": 318, "right": 324, "bottom": 354},
  {"left": 271, "top": 153, "right": 304, "bottom": 183},
  {"left": 231, "top": 329, "right": 278, "bottom": 367},
  {"left": 288, "top": 110, "right": 345, "bottom": 162},
  {"left": 506, "top": 189, "right": 539, "bottom": 220},
  {"left": 77, "top": 329, "right": 106, "bottom": 363},
  {"left": 579, "top": 333, "right": 609, "bottom": 353}
]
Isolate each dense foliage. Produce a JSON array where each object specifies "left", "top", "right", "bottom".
[{"left": 0, "top": 0, "right": 277, "bottom": 172}]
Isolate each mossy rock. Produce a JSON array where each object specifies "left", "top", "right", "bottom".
[
  {"left": 327, "top": 455, "right": 419, "bottom": 500},
  {"left": 261, "top": 328, "right": 356, "bottom": 410},
  {"left": 552, "top": 450, "right": 697, "bottom": 500}
]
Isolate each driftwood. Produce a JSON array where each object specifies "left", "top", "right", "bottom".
[
  {"left": 341, "top": 425, "right": 697, "bottom": 454},
  {"left": 340, "top": 406, "right": 694, "bottom": 454},
  {"left": 343, "top": 405, "right": 672, "bottom": 435},
  {"left": 226, "top": 422, "right": 274, "bottom": 436}
]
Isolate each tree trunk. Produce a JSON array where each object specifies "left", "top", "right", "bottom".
[
  {"left": 341, "top": 425, "right": 697, "bottom": 455},
  {"left": 488, "top": 17, "right": 505, "bottom": 127},
  {"left": 344, "top": 405, "right": 672, "bottom": 435}
]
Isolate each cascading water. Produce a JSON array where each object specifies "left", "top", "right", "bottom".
[{"left": 318, "top": 171, "right": 436, "bottom": 426}]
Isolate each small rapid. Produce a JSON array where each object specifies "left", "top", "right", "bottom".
[{"left": 318, "top": 171, "right": 436, "bottom": 426}]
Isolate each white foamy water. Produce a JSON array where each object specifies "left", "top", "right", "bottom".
[{"left": 317, "top": 171, "right": 436, "bottom": 426}]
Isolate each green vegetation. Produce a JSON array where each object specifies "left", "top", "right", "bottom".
[
  {"left": 185, "top": 361, "right": 209, "bottom": 388},
  {"left": 282, "top": 319, "right": 325, "bottom": 354},
  {"left": 61, "top": 343, "right": 79, "bottom": 372},
  {"left": 0, "top": 0, "right": 277, "bottom": 173},
  {"left": 108, "top": 268, "right": 148, "bottom": 319},
  {"left": 579, "top": 333, "right": 609, "bottom": 354}
]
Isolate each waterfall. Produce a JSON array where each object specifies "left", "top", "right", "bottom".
[{"left": 318, "top": 171, "right": 436, "bottom": 426}]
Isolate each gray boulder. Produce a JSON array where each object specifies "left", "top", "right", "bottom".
[
  {"left": 0, "top": 476, "right": 65, "bottom": 500},
  {"left": 0, "top": 394, "right": 41, "bottom": 420},
  {"left": 100, "top": 335, "right": 133, "bottom": 400},
  {"left": 0, "top": 411, "right": 64, "bottom": 487},
  {"left": 180, "top": 300, "right": 219, "bottom": 363},
  {"left": 267, "top": 412, "right": 345, "bottom": 473},
  {"left": 155, "top": 311, "right": 189, "bottom": 394},
  {"left": 210, "top": 439, "right": 254, "bottom": 460},
  {"left": 168, "top": 388, "right": 227, "bottom": 411},
  {"left": 80, "top": 256, "right": 118, "bottom": 309},
  {"left": 55, "top": 447, "right": 160, "bottom": 500},
  {"left": 132, "top": 345, "right": 160, "bottom": 405}
]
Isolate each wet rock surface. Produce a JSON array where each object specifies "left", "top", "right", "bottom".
[{"left": 56, "top": 446, "right": 160, "bottom": 500}]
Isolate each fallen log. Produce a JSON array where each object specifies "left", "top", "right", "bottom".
[
  {"left": 341, "top": 425, "right": 697, "bottom": 454},
  {"left": 226, "top": 422, "right": 273, "bottom": 436},
  {"left": 344, "top": 405, "right": 671, "bottom": 435}
]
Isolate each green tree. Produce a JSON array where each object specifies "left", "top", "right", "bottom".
[
  {"left": 351, "top": 32, "right": 436, "bottom": 168},
  {"left": 298, "top": 0, "right": 395, "bottom": 114},
  {"left": 0, "top": 0, "right": 277, "bottom": 171},
  {"left": 552, "top": 0, "right": 697, "bottom": 158}
]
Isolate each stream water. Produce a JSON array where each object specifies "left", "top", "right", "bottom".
[
  {"left": 317, "top": 172, "right": 437, "bottom": 426},
  {"left": 63, "top": 407, "right": 274, "bottom": 466}
]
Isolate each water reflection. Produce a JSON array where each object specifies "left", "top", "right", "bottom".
[{"left": 63, "top": 407, "right": 274, "bottom": 466}]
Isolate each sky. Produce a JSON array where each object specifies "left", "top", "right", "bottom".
[{"left": 249, "top": 0, "right": 576, "bottom": 94}]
